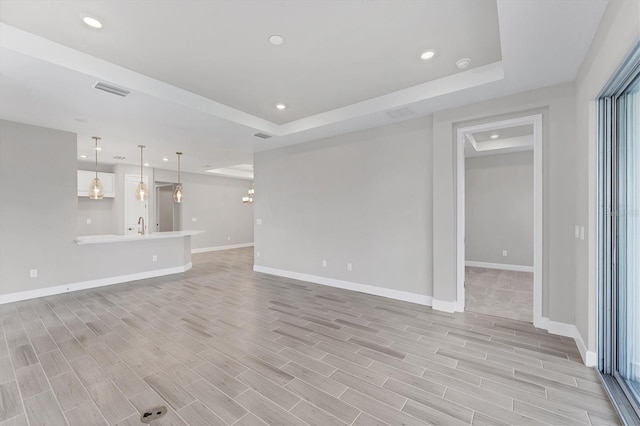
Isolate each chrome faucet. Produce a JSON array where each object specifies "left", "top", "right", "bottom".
[{"left": 138, "top": 216, "right": 145, "bottom": 235}]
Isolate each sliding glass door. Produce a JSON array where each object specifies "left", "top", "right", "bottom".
[
  {"left": 615, "top": 75, "right": 639, "bottom": 409},
  {"left": 599, "top": 45, "right": 640, "bottom": 425}
]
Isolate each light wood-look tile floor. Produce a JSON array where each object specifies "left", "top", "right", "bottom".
[{"left": 0, "top": 248, "right": 620, "bottom": 425}]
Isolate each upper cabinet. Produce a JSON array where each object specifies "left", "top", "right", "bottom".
[{"left": 78, "top": 170, "right": 115, "bottom": 198}]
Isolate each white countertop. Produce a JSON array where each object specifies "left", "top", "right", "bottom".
[{"left": 75, "top": 230, "right": 204, "bottom": 244}]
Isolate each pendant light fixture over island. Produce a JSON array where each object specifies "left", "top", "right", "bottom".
[
  {"left": 173, "top": 152, "right": 184, "bottom": 203},
  {"left": 88, "top": 136, "right": 104, "bottom": 200},
  {"left": 135, "top": 145, "right": 148, "bottom": 201}
]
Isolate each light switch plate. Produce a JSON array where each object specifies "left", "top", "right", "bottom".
[
  {"left": 575, "top": 225, "right": 580, "bottom": 239},
  {"left": 30, "top": 269, "right": 37, "bottom": 278},
  {"left": 580, "top": 226, "right": 585, "bottom": 240},
  {"left": 191, "top": 217, "right": 198, "bottom": 222},
  {"left": 256, "top": 219, "right": 262, "bottom": 225},
  {"left": 86, "top": 218, "right": 92, "bottom": 225}
]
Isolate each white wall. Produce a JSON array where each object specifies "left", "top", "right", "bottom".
[
  {"left": 153, "top": 169, "right": 254, "bottom": 250},
  {"left": 254, "top": 117, "right": 433, "bottom": 298},
  {"left": 0, "top": 120, "right": 191, "bottom": 298},
  {"left": 77, "top": 198, "right": 116, "bottom": 235},
  {"left": 574, "top": 1, "right": 640, "bottom": 355},
  {"left": 465, "top": 151, "right": 533, "bottom": 267}
]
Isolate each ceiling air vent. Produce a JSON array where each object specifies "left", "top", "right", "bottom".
[
  {"left": 93, "top": 81, "right": 130, "bottom": 97},
  {"left": 112, "top": 156, "right": 126, "bottom": 160},
  {"left": 386, "top": 107, "right": 414, "bottom": 119},
  {"left": 253, "top": 132, "right": 272, "bottom": 139}
]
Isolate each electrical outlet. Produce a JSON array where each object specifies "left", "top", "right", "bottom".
[
  {"left": 502, "top": 250, "right": 508, "bottom": 257},
  {"left": 152, "top": 255, "right": 157, "bottom": 262},
  {"left": 347, "top": 263, "right": 352, "bottom": 271},
  {"left": 86, "top": 218, "right": 92, "bottom": 225},
  {"left": 191, "top": 217, "right": 198, "bottom": 222},
  {"left": 256, "top": 219, "right": 262, "bottom": 225},
  {"left": 29, "top": 269, "right": 37, "bottom": 278},
  {"left": 575, "top": 225, "right": 580, "bottom": 239},
  {"left": 322, "top": 260, "right": 327, "bottom": 267},
  {"left": 227, "top": 236, "right": 231, "bottom": 241},
  {"left": 580, "top": 226, "right": 585, "bottom": 240},
  {"left": 256, "top": 251, "right": 260, "bottom": 258}
]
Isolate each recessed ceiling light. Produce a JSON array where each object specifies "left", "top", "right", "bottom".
[
  {"left": 162, "top": 157, "right": 169, "bottom": 162},
  {"left": 420, "top": 50, "right": 436, "bottom": 60},
  {"left": 490, "top": 134, "right": 499, "bottom": 139},
  {"left": 82, "top": 16, "right": 102, "bottom": 29},
  {"left": 275, "top": 103, "right": 286, "bottom": 110},
  {"left": 144, "top": 163, "right": 150, "bottom": 167},
  {"left": 456, "top": 58, "right": 471, "bottom": 69},
  {"left": 269, "top": 35, "right": 284, "bottom": 46},
  {"left": 80, "top": 154, "right": 87, "bottom": 159},
  {"left": 95, "top": 146, "right": 102, "bottom": 151}
]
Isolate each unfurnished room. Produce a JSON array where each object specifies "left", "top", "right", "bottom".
[{"left": 0, "top": 1, "right": 639, "bottom": 425}]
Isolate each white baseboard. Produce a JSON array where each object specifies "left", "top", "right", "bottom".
[
  {"left": 192, "top": 243, "right": 254, "bottom": 254},
  {"left": 0, "top": 263, "right": 192, "bottom": 305},
  {"left": 465, "top": 261, "right": 534, "bottom": 273},
  {"left": 253, "top": 265, "right": 433, "bottom": 307},
  {"left": 538, "top": 317, "right": 597, "bottom": 366},
  {"left": 432, "top": 299, "right": 464, "bottom": 313}
]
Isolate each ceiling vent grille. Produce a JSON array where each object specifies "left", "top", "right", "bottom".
[
  {"left": 93, "top": 81, "right": 130, "bottom": 97},
  {"left": 386, "top": 107, "right": 414, "bottom": 119},
  {"left": 253, "top": 132, "right": 272, "bottom": 139},
  {"left": 112, "top": 156, "right": 126, "bottom": 160}
]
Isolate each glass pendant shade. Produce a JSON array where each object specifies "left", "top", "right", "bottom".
[
  {"left": 89, "top": 177, "right": 104, "bottom": 200},
  {"left": 173, "top": 183, "right": 184, "bottom": 203},
  {"left": 135, "top": 181, "right": 148, "bottom": 201}
]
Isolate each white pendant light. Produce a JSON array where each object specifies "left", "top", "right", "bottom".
[
  {"left": 135, "top": 145, "right": 148, "bottom": 201},
  {"left": 173, "top": 152, "right": 184, "bottom": 203},
  {"left": 242, "top": 183, "right": 254, "bottom": 203},
  {"left": 88, "top": 136, "right": 104, "bottom": 200}
]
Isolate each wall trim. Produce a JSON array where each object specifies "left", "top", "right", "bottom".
[
  {"left": 253, "top": 265, "right": 433, "bottom": 307},
  {"left": 539, "top": 317, "right": 597, "bottom": 367},
  {"left": 0, "top": 263, "right": 192, "bottom": 305},
  {"left": 192, "top": 243, "right": 254, "bottom": 254},
  {"left": 432, "top": 299, "right": 464, "bottom": 313},
  {"left": 465, "top": 261, "right": 534, "bottom": 273}
]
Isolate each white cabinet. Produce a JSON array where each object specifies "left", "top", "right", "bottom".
[{"left": 78, "top": 170, "right": 115, "bottom": 198}]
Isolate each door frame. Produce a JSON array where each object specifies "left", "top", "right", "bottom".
[{"left": 455, "top": 114, "right": 543, "bottom": 326}]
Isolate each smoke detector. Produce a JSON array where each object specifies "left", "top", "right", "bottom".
[{"left": 456, "top": 58, "right": 471, "bottom": 70}]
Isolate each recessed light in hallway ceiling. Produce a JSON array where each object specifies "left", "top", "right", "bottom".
[{"left": 275, "top": 103, "right": 286, "bottom": 110}]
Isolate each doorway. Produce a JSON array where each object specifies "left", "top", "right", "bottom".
[
  {"left": 456, "top": 114, "right": 543, "bottom": 325},
  {"left": 155, "top": 182, "right": 181, "bottom": 232}
]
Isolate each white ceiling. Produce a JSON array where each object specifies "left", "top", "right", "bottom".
[
  {"left": 0, "top": 0, "right": 608, "bottom": 176},
  {"left": 465, "top": 124, "right": 534, "bottom": 157}
]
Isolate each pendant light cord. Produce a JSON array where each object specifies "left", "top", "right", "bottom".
[
  {"left": 93, "top": 137, "right": 100, "bottom": 179},
  {"left": 176, "top": 152, "right": 182, "bottom": 184},
  {"left": 139, "top": 145, "right": 144, "bottom": 183}
]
